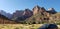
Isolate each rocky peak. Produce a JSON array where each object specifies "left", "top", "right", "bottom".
[
  {"left": 48, "top": 8, "right": 57, "bottom": 14},
  {"left": 33, "top": 5, "right": 41, "bottom": 15},
  {"left": 48, "top": 8, "right": 54, "bottom": 10},
  {"left": 33, "top": 5, "right": 46, "bottom": 15},
  {"left": 33, "top": 5, "right": 40, "bottom": 11}
]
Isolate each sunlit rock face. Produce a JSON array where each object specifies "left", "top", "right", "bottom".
[
  {"left": 32, "top": 5, "right": 46, "bottom": 15},
  {"left": 48, "top": 8, "right": 57, "bottom": 14},
  {"left": 33, "top": 5, "right": 41, "bottom": 15}
]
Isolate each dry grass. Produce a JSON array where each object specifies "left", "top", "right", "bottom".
[{"left": 0, "top": 24, "right": 59, "bottom": 29}]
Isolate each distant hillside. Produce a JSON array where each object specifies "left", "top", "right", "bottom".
[
  {"left": 0, "top": 10, "right": 12, "bottom": 19},
  {"left": 0, "top": 14, "right": 19, "bottom": 24}
]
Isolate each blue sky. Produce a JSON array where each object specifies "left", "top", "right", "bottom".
[{"left": 0, "top": 0, "right": 60, "bottom": 14}]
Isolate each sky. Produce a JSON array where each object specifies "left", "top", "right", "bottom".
[{"left": 0, "top": 0, "right": 60, "bottom": 14}]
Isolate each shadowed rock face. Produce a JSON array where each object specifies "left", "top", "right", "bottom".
[{"left": 0, "top": 14, "right": 19, "bottom": 24}]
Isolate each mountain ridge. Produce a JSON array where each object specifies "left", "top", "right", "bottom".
[{"left": 0, "top": 5, "right": 59, "bottom": 24}]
